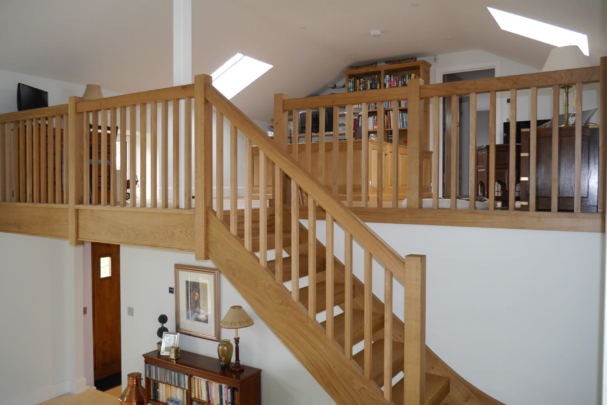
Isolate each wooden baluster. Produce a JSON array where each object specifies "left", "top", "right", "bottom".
[
  {"left": 82, "top": 114, "right": 90, "bottom": 205},
  {"left": 346, "top": 104, "right": 354, "bottom": 206},
  {"left": 292, "top": 110, "right": 299, "bottom": 163},
  {"left": 63, "top": 113, "right": 69, "bottom": 204},
  {"left": 574, "top": 83, "right": 583, "bottom": 213},
  {"left": 215, "top": 111, "right": 224, "bottom": 218},
  {"left": 54, "top": 115, "right": 62, "bottom": 204},
  {"left": 110, "top": 109, "right": 117, "bottom": 206},
  {"left": 19, "top": 120, "right": 25, "bottom": 202},
  {"left": 325, "top": 213, "right": 334, "bottom": 339},
  {"left": 305, "top": 108, "right": 312, "bottom": 173},
  {"left": 469, "top": 93, "right": 477, "bottom": 210},
  {"left": 361, "top": 103, "right": 369, "bottom": 207},
  {"left": 509, "top": 89, "right": 516, "bottom": 211},
  {"left": 173, "top": 99, "right": 180, "bottom": 209},
  {"left": 392, "top": 99, "right": 399, "bottom": 208},
  {"left": 332, "top": 107, "right": 339, "bottom": 197},
  {"left": 150, "top": 102, "right": 158, "bottom": 208},
  {"left": 0, "top": 123, "right": 4, "bottom": 201},
  {"left": 432, "top": 97, "right": 440, "bottom": 209},
  {"left": 489, "top": 92, "right": 496, "bottom": 211},
  {"left": 529, "top": 88, "right": 538, "bottom": 212},
  {"left": 551, "top": 85, "right": 560, "bottom": 213},
  {"left": 140, "top": 103, "right": 147, "bottom": 208},
  {"left": 274, "top": 162, "right": 284, "bottom": 283},
  {"left": 92, "top": 111, "right": 99, "bottom": 205},
  {"left": 244, "top": 137, "right": 253, "bottom": 251},
  {"left": 308, "top": 197, "right": 317, "bottom": 319},
  {"left": 364, "top": 248, "right": 372, "bottom": 379},
  {"left": 230, "top": 123, "right": 238, "bottom": 236},
  {"left": 291, "top": 179, "right": 300, "bottom": 303},
  {"left": 377, "top": 103, "right": 384, "bottom": 207},
  {"left": 129, "top": 105, "right": 137, "bottom": 207},
  {"left": 9, "top": 123, "right": 15, "bottom": 202},
  {"left": 259, "top": 151, "right": 267, "bottom": 267},
  {"left": 384, "top": 267, "right": 393, "bottom": 401},
  {"left": 46, "top": 116, "right": 54, "bottom": 204},
  {"left": 101, "top": 109, "right": 108, "bottom": 206},
  {"left": 33, "top": 119, "right": 40, "bottom": 203},
  {"left": 162, "top": 100, "right": 169, "bottom": 208},
  {"left": 13, "top": 122, "right": 20, "bottom": 202},
  {"left": 40, "top": 120, "right": 47, "bottom": 203},
  {"left": 344, "top": 230, "right": 353, "bottom": 359},
  {"left": 404, "top": 255, "right": 426, "bottom": 405},
  {"left": 26, "top": 119, "right": 32, "bottom": 202},
  {"left": 319, "top": 107, "right": 326, "bottom": 184},
  {"left": 450, "top": 95, "right": 458, "bottom": 209},
  {"left": 120, "top": 107, "right": 127, "bottom": 207},
  {"left": 185, "top": 98, "right": 193, "bottom": 210}
]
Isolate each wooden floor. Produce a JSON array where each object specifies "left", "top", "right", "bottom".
[{"left": 37, "top": 389, "right": 118, "bottom": 405}]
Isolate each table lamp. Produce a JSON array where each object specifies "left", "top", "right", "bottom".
[
  {"left": 82, "top": 84, "right": 104, "bottom": 101},
  {"left": 542, "top": 45, "right": 590, "bottom": 126},
  {"left": 220, "top": 305, "right": 254, "bottom": 373}
]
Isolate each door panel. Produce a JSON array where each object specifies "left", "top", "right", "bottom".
[{"left": 92, "top": 243, "right": 121, "bottom": 381}]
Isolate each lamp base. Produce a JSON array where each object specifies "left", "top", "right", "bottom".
[{"left": 231, "top": 361, "right": 244, "bottom": 373}]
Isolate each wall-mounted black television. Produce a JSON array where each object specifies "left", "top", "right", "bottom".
[
  {"left": 298, "top": 107, "right": 334, "bottom": 134},
  {"left": 17, "top": 83, "right": 48, "bottom": 111}
]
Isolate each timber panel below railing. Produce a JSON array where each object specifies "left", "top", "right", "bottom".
[{"left": 0, "top": 203, "right": 68, "bottom": 239}]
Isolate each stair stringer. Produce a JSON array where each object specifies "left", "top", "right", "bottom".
[{"left": 206, "top": 212, "right": 391, "bottom": 405}]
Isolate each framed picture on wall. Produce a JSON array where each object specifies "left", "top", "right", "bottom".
[{"left": 175, "top": 265, "right": 220, "bottom": 341}]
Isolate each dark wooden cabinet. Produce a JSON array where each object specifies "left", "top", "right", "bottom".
[
  {"left": 520, "top": 126, "right": 599, "bottom": 212},
  {"left": 143, "top": 350, "right": 261, "bottom": 405},
  {"left": 476, "top": 144, "right": 520, "bottom": 209}
]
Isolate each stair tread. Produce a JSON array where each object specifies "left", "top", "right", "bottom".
[
  {"left": 267, "top": 255, "right": 326, "bottom": 282},
  {"left": 299, "top": 281, "right": 346, "bottom": 314},
  {"left": 392, "top": 373, "right": 450, "bottom": 405},
  {"left": 322, "top": 310, "right": 384, "bottom": 348},
  {"left": 352, "top": 338, "right": 404, "bottom": 386}
]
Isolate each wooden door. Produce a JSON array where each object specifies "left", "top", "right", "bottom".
[{"left": 92, "top": 243, "right": 121, "bottom": 381}]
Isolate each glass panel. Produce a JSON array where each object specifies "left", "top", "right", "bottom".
[{"left": 100, "top": 256, "right": 111, "bottom": 278}]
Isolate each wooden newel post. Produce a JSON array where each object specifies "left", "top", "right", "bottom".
[
  {"left": 404, "top": 254, "right": 426, "bottom": 405},
  {"left": 68, "top": 96, "right": 84, "bottom": 246},
  {"left": 407, "top": 78, "right": 424, "bottom": 209},
  {"left": 195, "top": 74, "right": 213, "bottom": 260}
]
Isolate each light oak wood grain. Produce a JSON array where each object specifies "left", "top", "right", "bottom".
[
  {"left": 77, "top": 85, "right": 194, "bottom": 113},
  {"left": 404, "top": 255, "right": 426, "bottom": 405},
  {"left": 0, "top": 203, "right": 68, "bottom": 239},
  {"left": 0, "top": 105, "right": 68, "bottom": 124}
]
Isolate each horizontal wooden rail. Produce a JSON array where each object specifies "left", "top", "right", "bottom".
[
  {"left": 284, "top": 87, "right": 411, "bottom": 110},
  {"left": 205, "top": 83, "right": 409, "bottom": 283},
  {"left": 0, "top": 105, "right": 68, "bottom": 124},
  {"left": 77, "top": 84, "right": 194, "bottom": 112},
  {"left": 420, "top": 66, "right": 600, "bottom": 98}
]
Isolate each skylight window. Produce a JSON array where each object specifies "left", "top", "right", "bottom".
[
  {"left": 211, "top": 53, "right": 273, "bottom": 99},
  {"left": 488, "top": 7, "right": 589, "bottom": 56}
]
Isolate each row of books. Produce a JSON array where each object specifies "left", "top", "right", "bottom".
[
  {"left": 146, "top": 364, "right": 189, "bottom": 389},
  {"left": 347, "top": 75, "right": 382, "bottom": 92},
  {"left": 149, "top": 380, "right": 187, "bottom": 404},
  {"left": 355, "top": 100, "right": 409, "bottom": 111},
  {"left": 385, "top": 73, "right": 418, "bottom": 88},
  {"left": 351, "top": 111, "right": 408, "bottom": 136},
  {"left": 191, "top": 377, "right": 237, "bottom": 405},
  {"left": 385, "top": 110, "right": 409, "bottom": 129}
]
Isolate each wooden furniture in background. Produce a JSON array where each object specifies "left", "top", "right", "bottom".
[
  {"left": 143, "top": 349, "right": 261, "bottom": 405},
  {"left": 345, "top": 60, "right": 431, "bottom": 93},
  {"left": 89, "top": 124, "right": 112, "bottom": 205},
  {"left": 520, "top": 126, "right": 599, "bottom": 212},
  {"left": 476, "top": 144, "right": 520, "bottom": 209}
]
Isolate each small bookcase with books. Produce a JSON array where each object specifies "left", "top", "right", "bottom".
[{"left": 143, "top": 350, "right": 261, "bottom": 405}]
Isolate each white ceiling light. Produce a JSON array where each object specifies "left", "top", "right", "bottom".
[
  {"left": 487, "top": 7, "right": 589, "bottom": 56},
  {"left": 211, "top": 53, "right": 273, "bottom": 100}
]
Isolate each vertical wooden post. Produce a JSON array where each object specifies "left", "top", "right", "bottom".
[
  {"left": 509, "top": 89, "right": 517, "bottom": 211},
  {"left": 598, "top": 56, "right": 607, "bottom": 213},
  {"left": 273, "top": 94, "right": 288, "bottom": 279},
  {"left": 407, "top": 78, "right": 423, "bottom": 208},
  {"left": 69, "top": 97, "right": 84, "bottom": 246},
  {"left": 469, "top": 93, "right": 477, "bottom": 210},
  {"left": 195, "top": 74, "right": 213, "bottom": 260},
  {"left": 404, "top": 254, "right": 426, "bottom": 405}
]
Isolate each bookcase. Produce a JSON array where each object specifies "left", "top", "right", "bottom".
[{"left": 143, "top": 350, "right": 262, "bottom": 405}]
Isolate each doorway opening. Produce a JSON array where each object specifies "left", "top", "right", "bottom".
[{"left": 91, "top": 243, "right": 122, "bottom": 392}]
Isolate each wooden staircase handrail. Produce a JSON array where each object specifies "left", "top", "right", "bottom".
[{"left": 204, "top": 80, "right": 409, "bottom": 284}]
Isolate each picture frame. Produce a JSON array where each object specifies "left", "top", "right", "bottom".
[
  {"left": 175, "top": 265, "right": 220, "bottom": 341},
  {"left": 160, "top": 332, "right": 180, "bottom": 356}
]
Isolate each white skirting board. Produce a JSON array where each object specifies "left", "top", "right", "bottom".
[{"left": 4, "top": 378, "right": 87, "bottom": 405}]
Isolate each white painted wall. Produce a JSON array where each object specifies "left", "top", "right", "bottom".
[
  {"left": 120, "top": 245, "right": 336, "bottom": 405},
  {"left": 0, "top": 233, "right": 86, "bottom": 405},
  {"left": 0, "top": 68, "right": 121, "bottom": 114}
]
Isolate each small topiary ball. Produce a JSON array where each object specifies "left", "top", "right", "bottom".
[
  {"left": 158, "top": 314, "right": 168, "bottom": 324},
  {"left": 157, "top": 314, "right": 169, "bottom": 339}
]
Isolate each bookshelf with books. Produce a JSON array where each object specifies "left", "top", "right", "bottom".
[
  {"left": 345, "top": 60, "right": 431, "bottom": 93},
  {"left": 143, "top": 350, "right": 261, "bottom": 405}
]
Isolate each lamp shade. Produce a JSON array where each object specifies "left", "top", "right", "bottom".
[
  {"left": 82, "top": 84, "right": 104, "bottom": 101},
  {"left": 220, "top": 306, "right": 254, "bottom": 329},
  {"left": 542, "top": 45, "right": 591, "bottom": 72}
]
